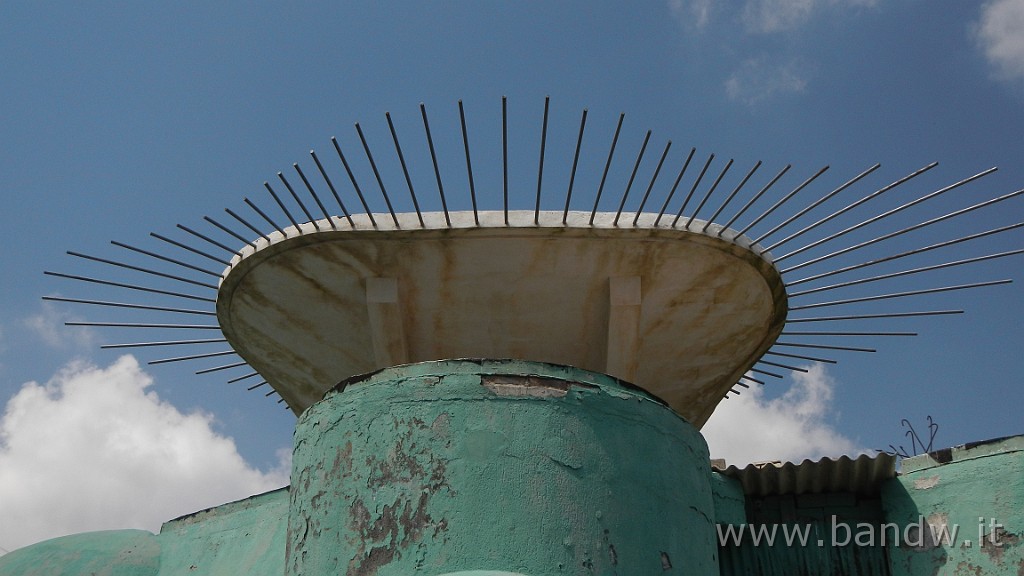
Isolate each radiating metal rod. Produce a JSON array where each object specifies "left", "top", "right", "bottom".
[
  {"left": 764, "top": 162, "right": 937, "bottom": 254},
  {"left": 203, "top": 215, "right": 255, "bottom": 249},
  {"left": 564, "top": 108, "right": 588, "bottom": 224},
  {"left": 176, "top": 224, "right": 239, "bottom": 256},
  {"left": 782, "top": 187, "right": 1024, "bottom": 274},
  {"left": 101, "top": 338, "right": 228, "bottom": 349},
  {"left": 671, "top": 153, "right": 714, "bottom": 228},
  {"left": 244, "top": 198, "right": 285, "bottom": 237},
  {"left": 227, "top": 371, "right": 259, "bottom": 383},
  {"left": 779, "top": 165, "right": 996, "bottom": 265},
  {"left": 765, "top": 350, "right": 838, "bottom": 364},
  {"left": 775, "top": 342, "right": 877, "bottom": 353},
  {"left": 110, "top": 240, "right": 221, "bottom": 278},
  {"left": 355, "top": 123, "right": 399, "bottom": 227},
  {"left": 263, "top": 181, "right": 300, "bottom": 230},
  {"left": 67, "top": 251, "right": 218, "bottom": 291},
  {"left": 782, "top": 331, "right": 917, "bottom": 336},
  {"left": 385, "top": 112, "right": 424, "bottom": 228},
  {"left": 654, "top": 147, "right": 695, "bottom": 226},
  {"left": 753, "top": 163, "right": 880, "bottom": 245},
  {"left": 311, "top": 150, "right": 354, "bottom": 226},
  {"left": 633, "top": 140, "right": 672, "bottom": 226},
  {"left": 614, "top": 130, "right": 652, "bottom": 226},
  {"left": 294, "top": 163, "right": 337, "bottom": 230},
  {"left": 787, "top": 221, "right": 1024, "bottom": 287},
  {"left": 196, "top": 361, "right": 248, "bottom": 375},
  {"left": 420, "top": 103, "right": 451, "bottom": 227},
  {"left": 277, "top": 172, "right": 320, "bottom": 231},
  {"left": 225, "top": 208, "right": 271, "bottom": 243},
  {"left": 265, "top": 389, "right": 278, "bottom": 398},
  {"left": 736, "top": 165, "right": 829, "bottom": 238},
  {"left": 534, "top": 96, "right": 550, "bottom": 225},
  {"left": 331, "top": 137, "right": 377, "bottom": 227},
  {"left": 150, "top": 232, "right": 230, "bottom": 266},
  {"left": 503, "top": 96, "right": 509, "bottom": 225},
  {"left": 734, "top": 380, "right": 750, "bottom": 389},
  {"left": 590, "top": 113, "right": 625, "bottom": 225},
  {"left": 685, "top": 158, "right": 734, "bottom": 228},
  {"left": 45, "top": 271, "right": 216, "bottom": 303},
  {"left": 247, "top": 381, "right": 268, "bottom": 391},
  {"left": 750, "top": 367, "right": 783, "bottom": 379},
  {"left": 789, "top": 249, "right": 1024, "bottom": 298},
  {"left": 42, "top": 296, "right": 215, "bottom": 316},
  {"left": 701, "top": 160, "right": 762, "bottom": 233},
  {"left": 740, "top": 375, "right": 765, "bottom": 385},
  {"left": 757, "top": 359, "right": 809, "bottom": 373},
  {"left": 67, "top": 322, "right": 221, "bottom": 329},
  {"left": 149, "top": 350, "right": 237, "bottom": 365},
  {"left": 789, "top": 279, "right": 1012, "bottom": 311},
  {"left": 717, "top": 164, "right": 791, "bottom": 237},
  {"left": 788, "top": 310, "right": 963, "bottom": 323},
  {"left": 457, "top": 101, "right": 479, "bottom": 226}
]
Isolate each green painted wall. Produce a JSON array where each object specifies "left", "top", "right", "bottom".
[
  {"left": 0, "top": 530, "right": 160, "bottom": 576},
  {"left": 882, "top": 436, "right": 1023, "bottom": 575},
  {"left": 287, "top": 359, "right": 718, "bottom": 576}
]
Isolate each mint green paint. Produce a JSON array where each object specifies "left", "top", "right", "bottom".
[
  {"left": 882, "top": 436, "right": 1024, "bottom": 575},
  {"left": 287, "top": 360, "right": 717, "bottom": 576},
  {"left": 710, "top": 472, "right": 746, "bottom": 526},
  {"left": 154, "top": 487, "right": 288, "bottom": 576},
  {"left": 0, "top": 529, "right": 160, "bottom": 576}
]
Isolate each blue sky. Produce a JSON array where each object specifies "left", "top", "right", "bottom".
[{"left": 1, "top": 1, "right": 1023, "bottom": 551}]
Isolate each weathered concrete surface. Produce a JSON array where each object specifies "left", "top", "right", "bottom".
[
  {"left": 287, "top": 359, "right": 718, "bottom": 576},
  {"left": 882, "top": 435, "right": 1024, "bottom": 575},
  {"left": 218, "top": 210, "right": 787, "bottom": 427},
  {"left": 710, "top": 472, "right": 746, "bottom": 527},
  {"left": 0, "top": 529, "right": 160, "bottom": 575}
]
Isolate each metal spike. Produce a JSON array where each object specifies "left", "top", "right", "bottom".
[
  {"left": 247, "top": 381, "right": 268, "bottom": 391},
  {"left": 331, "top": 137, "right": 377, "bottom": 227},
  {"left": 740, "top": 375, "right": 765, "bottom": 385},
  {"left": 734, "top": 380, "right": 750, "bottom": 389},
  {"left": 717, "top": 164, "right": 791, "bottom": 237},
  {"left": 614, "top": 130, "right": 652, "bottom": 226},
  {"left": 774, "top": 342, "right": 877, "bottom": 353},
  {"left": 757, "top": 359, "right": 809, "bottom": 373},
  {"left": 203, "top": 215, "right": 255, "bottom": 249},
  {"left": 294, "top": 163, "right": 337, "bottom": 230},
  {"left": 225, "top": 208, "right": 271, "bottom": 243},
  {"left": 45, "top": 271, "right": 215, "bottom": 303},
  {"left": 263, "top": 181, "right": 300, "bottom": 230},
  {"left": 564, "top": 109, "right": 588, "bottom": 224},
  {"left": 685, "top": 158, "right": 734, "bottom": 229},
  {"left": 736, "top": 165, "right": 829, "bottom": 238},
  {"left": 110, "top": 241, "right": 220, "bottom": 278},
  {"left": 787, "top": 310, "right": 964, "bottom": 323},
  {"left": 654, "top": 147, "right": 696, "bottom": 227},
  {"left": 101, "top": 338, "right": 228, "bottom": 349},
  {"left": 355, "top": 122, "right": 399, "bottom": 227},
  {"left": 67, "top": 251, "right": 218, "bottom": 290},
  {"left": 781, "top": 331, "right": 917, "bottom": 336},
  {"left": 671, "top": 153, "right": 714, "bottom": 228},
  {"left": 763, "top": 162, "right": 938, "bottom": 253},
  {"left": 227, "top": 371, "right": 260, "bottom": 384},
  {"left": 386, "top": 112, "right": 424, "bottom": 227},
  {"left": 149, "top": 350, "right": 238, "bottom": 365},
  {"left": 42, "top": 296, "right": 215, "bottom": 316},
  {"left": 535, "top": 96, "right": 550, "bottom": 225},
  {"left": 789, "top": 279, "right": 1012, "bottom": 311},
  {"left": 750, "top": 367, "right": 783, "bottom": 379},
  {"left": 752, "top": 163, "right": 880, "bottom": 244},
  {"left": 196, "top": 361, "right": 248, "bottom": 375},
  {"left": 150, "top": 232, "right": 231, "bottom": 266},
  {"left": 457, "top": 101, "right": 479, "bottom": 226},
  {"left": 590, "top": 113, "right": 625, "bottom": 225},
  {"left": 244, "top": 198, "right": 285, "bottom": 237},
  {"left": 311, "top": 150, "right": 354, "bottom": 226},
  {"left": 765, "top": 350, "right": 838, "bottom": 364},
  {"left": 701, "top": 160, "right": 762, "bottom": 233},
  {"left": 420, "top": 103, "right": 450, "bottom": 227},
  {"left": 503, "top": 96, "right": 509, "bottom": 226},
  {"left": 277, "top": 172, "right": 320, "bottom": 231},
  {"left": 67, "top": 322, "right": 221, "bottom": 329},
  {"left": 781, "top": 188, "right": 1024, "bottom": 274},
  {"left": 631, "top": 141, "right": 671, "bottom": 227}
]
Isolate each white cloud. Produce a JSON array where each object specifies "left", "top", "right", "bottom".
[
  {"left": 668, "top": 0, "right": 714, "bottom": 29},
  {"left": 22, "top": 302, "right": 97, "bottom": 350},
  {"left": 742, "top": 0, "right": 817, "bottom": 33},
  {"left": 702, "top": 364, "right": 866, "bottom": 466},
  {"left": 976, "top": 0, "right": 1024, "bottom": 82},
  {"left": 0, "top": 356, "right": 289, "bottom": 552},
  {"left": 725, "top": 56, "right": 808, "bottom": 104}
]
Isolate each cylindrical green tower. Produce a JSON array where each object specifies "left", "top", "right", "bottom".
[{"left": 286, "top": 360, "right": 718, "bottom": 576}]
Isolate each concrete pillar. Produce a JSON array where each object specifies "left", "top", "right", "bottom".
[{"left": 286, "top": 360, "right": 718, "bottom": 576}]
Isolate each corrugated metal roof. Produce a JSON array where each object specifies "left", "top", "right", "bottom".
[{"left": 713, "top": 453, "right": 897, "bottom": 497}]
